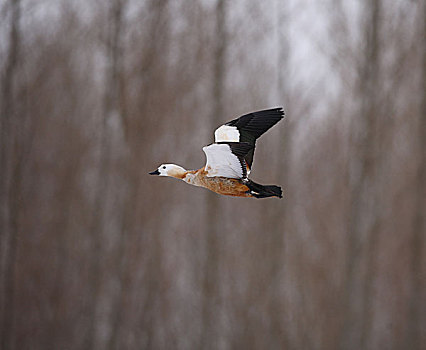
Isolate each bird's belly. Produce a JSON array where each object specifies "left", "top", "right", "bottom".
[{"left": 199, "top": 176, "right": 251, "bottom": 197}]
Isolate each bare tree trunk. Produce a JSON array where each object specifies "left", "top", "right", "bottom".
[
  {"left": 406, "top": 2, "right": 426, "bottom": 349},
  {"left": 85, "top": 1, "right": 125, "bottom": 348},
  {"left": 340, "top": 0, "right": 381, "bottom": 349},
  {"left": 265, "top": 2, "right": 290, "bottom": 348},
  {"left": 0, "top": 1, "right": 21, "bottom": 349},
  {"left": 101, "top": 1, "right": 130, "bottom": 348},
  {"left": 201, "top": 0, "right": 227, "bottom": 348}
]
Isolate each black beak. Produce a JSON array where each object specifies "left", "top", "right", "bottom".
[{"left": 149, "top": 169, "right": 160, "bottom": 175}]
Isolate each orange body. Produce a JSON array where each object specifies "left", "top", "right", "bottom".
[
  {"left": 183, "top": 168, "right": 252, "bottom": 197},
  {"left": 198, "top": 175, "right": 251, "bottom": 197}
]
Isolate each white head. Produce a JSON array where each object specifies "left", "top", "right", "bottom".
[{"left": 149, "top": 164, "right": 187, "bottom": 179}]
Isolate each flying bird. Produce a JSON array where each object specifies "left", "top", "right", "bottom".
[{"left": 149, "top": 108, "right": 285, "bottom": 198}]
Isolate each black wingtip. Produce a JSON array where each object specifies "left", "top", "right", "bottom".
[{"left": 257, "top": 106, "right": 285, "bottom": 115}]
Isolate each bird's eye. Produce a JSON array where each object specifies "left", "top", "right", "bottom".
[{"left": 163, "top": 166, "right": 166, "bottom": 169}]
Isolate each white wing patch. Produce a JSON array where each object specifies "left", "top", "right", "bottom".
[
  {"left": 214, "top": 125, "right": 240, "bottom": 142},
  {"left": 202, "top": 144, "right": 244, "bottom": 178}
]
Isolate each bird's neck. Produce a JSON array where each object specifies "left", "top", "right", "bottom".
[{"left": 177, "top": 169, "right": 201, "bottom": 186}]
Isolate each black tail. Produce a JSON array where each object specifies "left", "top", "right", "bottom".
[{"left": 246, "top": 180, "right": 283, "bottom": 199}]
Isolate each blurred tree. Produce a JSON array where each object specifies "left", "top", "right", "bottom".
[
  {"left": 201, "top": 0, "right": 228, "bottom": 348},
  {"left": 407, "top": 2, "right": 426, "bottom": 349},
  {"left": 341, "top": 0, "right": 382, "bottom": 348},
  {"left": 0, "top": 1, "right": 21, "bottom": 349},
  {"left": 86, "top": 0, "right": 127, "bottom": 348},
  {"left": 264, "top": 1, "right": 291, "bottom": 348}
]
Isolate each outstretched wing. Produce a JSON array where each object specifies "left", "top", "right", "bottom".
[
  {"left": 202, "top": 142, "right": 253, "bottom": 178},
  {"left": 214, "top": 107, "right": 284, "bottom": 168}
]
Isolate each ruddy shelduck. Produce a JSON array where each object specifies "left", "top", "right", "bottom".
[{"left": 149, "top": 108, "right": 285, "bottom": 198}]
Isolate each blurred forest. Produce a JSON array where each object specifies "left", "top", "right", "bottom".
[{"left": 0, "top": 0, "right": 425, "bottom": 349}]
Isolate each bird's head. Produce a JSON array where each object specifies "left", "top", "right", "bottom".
[{"left": 149, "top": 164, "right": 187, "bottom": 179}]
